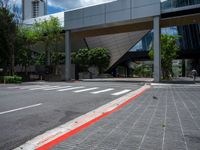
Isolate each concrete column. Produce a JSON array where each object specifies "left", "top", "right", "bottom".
[
  {"left": 65, "top": 30, "right": 71, "bottom": 81},
  {"left": 153, "top": 16, "right": 161, "bottom": 82}
]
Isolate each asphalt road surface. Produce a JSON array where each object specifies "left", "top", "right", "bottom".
[{"left": 0, "top": 81, "right": 142, "bottom": 150}]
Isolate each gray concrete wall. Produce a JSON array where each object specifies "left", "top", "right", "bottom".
[
  {"left": 86, "top": 30, "right": 149, "bottom": 68},
  {"left": 64, "top": 0, "right": 160, "bottom": 30}
]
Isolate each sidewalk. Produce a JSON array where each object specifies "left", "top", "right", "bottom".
[
  {"left": 52, "top": 84, "right": 200, "bottom": 150},
  {"left": 81, "top": 77, "right": 200, "bottom": 84},
  {"left": 81, "top": 78, "right": 153, "bottom": 83}
]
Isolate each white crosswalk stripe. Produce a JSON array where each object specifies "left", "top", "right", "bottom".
[
  {"left": 111, "top": 89, "right": 131, "bottom": 96},
  {"left": 58, "top": 86, "right": 85, "bottom": 92},
  {"left": 41, "top": 86, "right": 60, "bottom": 90},
  {"left": 7, "top": 86, "right": 22, "bottom": 89},
  {"left": 91, "top": 88, "right": 114, "bottom": 94},
  {"left": 42, "top": 86, "right": 72, "bottom": 91},
  {"left": 73, "top": 87, "right": 99, "bottom": 93},
  {"left": 7, "top": 85, "right": 40, "bottom": 89}
]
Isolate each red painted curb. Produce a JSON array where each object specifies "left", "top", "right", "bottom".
[{"left": 36, "top": 88, "right": 148, "bottom": 150}]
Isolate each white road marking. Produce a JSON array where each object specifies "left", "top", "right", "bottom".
[
  {"left": 58, "top": 86, "right": 85, "bottom": 92},
  {"left": 74, "top": 87, "right": 99, "bottom": 93},
  {"left": 111, "top": 89, "right": 131, "bottom": 96},
  {"left": 29, "top": 86, "right": 54, "bottom": 90},
  {"left": 41, "top": 86, "right": 60, "bottom": 90},
  {"left": 43, "top": 86, "right": 72, "bottom": 91},
  {"left": 91, "top": 88, "right": 114, "bottom": 94},
  {"left": 7, "top": 85, "right": 40, "bottom": 89},
  {"left": 7, "top": 86, "right": 25, "bottom": 89},
  {"left": 7, "top": 86, "right": 21, "bottom": 89},
  {"left": 0, "top": 103, "right": 42, "bottom": 115}
]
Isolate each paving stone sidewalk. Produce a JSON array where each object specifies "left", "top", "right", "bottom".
[{"left": 52, "top": 85, "right": 200, "bottom": 150}]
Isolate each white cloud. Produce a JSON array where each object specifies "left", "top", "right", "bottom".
[
  {"left": 48, "top": 0, "right": 113, "bottom": 10},
  {"left": 12, "top": 0, "right": 21, "bottom": 5}
]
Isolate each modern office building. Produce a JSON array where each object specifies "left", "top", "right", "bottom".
[
  {"left": 23, "top": 0, "right": 200, "bottom": 82},
  {"left": 22, "top": 0, "right": 47, "bottom": 20}
]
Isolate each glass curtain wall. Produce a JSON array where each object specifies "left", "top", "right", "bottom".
[
  {"left": 177, "top": 24, "right": 200, "bottom": 50},
  {"left": 161, "top": 0, "right": 200, "bottom": 10},
  {"left": 131, "top": 24, "right": 200, "bottom": 52}
]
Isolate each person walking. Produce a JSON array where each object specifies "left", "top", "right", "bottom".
[{"left": 191, "top": 69, "right": 198, "bottom": 82}]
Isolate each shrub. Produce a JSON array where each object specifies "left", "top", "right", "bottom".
[
  {"left": 149, "top": 34, "right": 179, "bottom": 79},
  {"left": 3, "top": 75, "right": 22, "bottom": 83},
  {"left": 72, "top": 48, "right": 110, "bottom": 74}
]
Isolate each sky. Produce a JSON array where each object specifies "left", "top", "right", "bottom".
[
  {"left": 48, "top": 0, "right": 113, "bottom": 11},
  {"left": 13, "top": 0, "right": 113, "bottom": 14}
]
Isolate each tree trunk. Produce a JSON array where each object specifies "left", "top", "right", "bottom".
[
  {"left": 45, "top": 43, "right": 50, "bottom": 66},
  {"left": 25, "top": 64, "right": 28, "bottom": 75},
  {"left": 10, "top": 52, "right": 15, "bottom": 76},
  {"left": 47, "top": 50, "right": 50, "bottom": 66}
]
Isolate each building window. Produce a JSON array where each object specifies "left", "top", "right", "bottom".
[{"left": 32, "top": 1, "right": 39, "bottom": 18}]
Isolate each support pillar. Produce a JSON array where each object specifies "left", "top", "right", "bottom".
[
  {"left": 65, "top": 30, "right": 71, "bottom": 81},
  {"left": 153, "top": 16, "right": 161, "bottom": 82}
]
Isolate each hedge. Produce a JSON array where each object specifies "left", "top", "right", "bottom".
[{"left": 2, "top": 75, "right": 22, "bottom": 84}]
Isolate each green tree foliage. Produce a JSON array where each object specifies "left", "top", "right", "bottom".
[
  {"left": 134, "top": 64, "right": 152, "bottom": 77},
  {"left": 34, "top": 17, "right": 62, "bottom": 66},
  {"left": 88, "top": 48, "right": 110, "bottom": 73},
  {"left": 35, "top": 52, "right": 46, "bottom": 65},
  {"left": 0, "top": 4, "right": 17, "bottom": 75},
  {"left": 72, "top": 48, "right": 110, "bottom": 74},
  {"left": 72, "top": 48, "right": 90, "bottom": 66},
  {"left": 16, "top": 27, "right": 40, "bottom": 74},
  {"left": 51, "top": 52, "right": 65, "bottom": 65},
  {"left": 149, "top": 34, "right": 179, "bottom": 79}
]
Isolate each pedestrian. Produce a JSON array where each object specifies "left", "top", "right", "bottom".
[{"left": 191, "top": 69, "right": 198, "bottom": 82}]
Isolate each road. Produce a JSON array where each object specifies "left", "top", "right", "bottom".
[{"left": 0, "top": 81, "right": 142, "bottom": 150}]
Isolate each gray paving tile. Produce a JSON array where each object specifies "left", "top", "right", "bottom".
[{"left": 52, "top": 87, "right": 200, "bottom": 150}]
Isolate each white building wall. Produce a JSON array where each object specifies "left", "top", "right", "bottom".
[{"left": 22, "top": 0, "right": 47, "bottom": 20}]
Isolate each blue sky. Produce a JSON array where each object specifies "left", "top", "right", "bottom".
[
  {"left": 14, "top": 0, "right": 113, "bottom": 14},
  {"left": 48, "top": 5, "right": 65, "bottom": 14},
  {"left": 48, "top": 0, "right": 113, "bottom": 14}
]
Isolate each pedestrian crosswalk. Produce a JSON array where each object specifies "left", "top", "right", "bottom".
[
  {"left": 91, "top": 88, "right": 114, "bottom": 94},
  {"left": 7, "top": 85, "right": 132, "bottom": 96},
  {"left": 74, "top": 87, "right": 99, "bottom": 93},
  {"left": 58, "top": 86, "right": 85, "bottom": 92},
  {"left": 111, "top": 89, "right": 131, "bottom": 96}
]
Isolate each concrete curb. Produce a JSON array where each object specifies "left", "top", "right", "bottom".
[
  {"left": 81, "top": 78, "right": 153, "bottom": 83},
  {"left": 14, "top": 84, "right": 150, "bottom": 150}
]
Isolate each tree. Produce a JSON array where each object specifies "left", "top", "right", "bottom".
[
  {"left": 72, "top": 48, "right": 90, "bottom": 72},
  {"left": 134, "top": 64, "right": 152, "bottom": 77},
  {"left": 0, "top": 0, "right": 21, "bottom": 75},
  {"left": 149, "top": 34, "right": 179, "bottom": 79},
  {"left": 88, "top": 48, "right": 110, "bottom": 74},
  {"left": 16, "top": 26, "right": 40, "bottom": 74},
  {"left": 72, "top": 49, "right": 90, "bottom": 65},
  {"left": 72, "top": 48, "right": 110, "bottom": 74},
  {"left": 0, "top": 5, "right": 17, "bottom": 75},
  {"left": 34, "top": 17, "right": 62, "bottom": 66}
]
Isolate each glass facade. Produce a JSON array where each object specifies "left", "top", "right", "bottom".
[
  {"left": 32, "top": 1, "right": 39, "bottom": 18},
  {"left": 131, "top": 24, "right": 200, "bottom": 52},
  {"left": 131, "top": 31, "right": 153, "bottom": 52},
  {"left": 161, "top": 0, "right": 200, "bottom": 10},
  {"left": 177, "top": 24, "right": 200, "bottom": 50}
]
